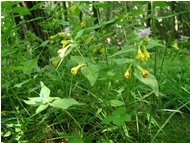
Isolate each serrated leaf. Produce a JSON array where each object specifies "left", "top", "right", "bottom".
[
  {"left": 81, "top": 63, "right": 100, "bottom": 86},
  {"left": 134, "top": 70, "right": 159, "bottom": 97},
  {"left": 35, "top": 104, "right": 49, "bottom": 114},
  {"left": 51, "top": 98, "right": 83, "bottom": 110},
  {"left": 110, "top": 100, "right": 124, "bottom": 107}
]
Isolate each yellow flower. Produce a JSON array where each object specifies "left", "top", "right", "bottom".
[
  {"left": 57, "top": 45, "right": 70, "bottom": 58},
  {"left": 71, "top": 63, "right": 86, "bottom": 76},
  {"left": 172, "top": 43, "right": 179, "bottom": 50},
  {"left": 80, "top": 21, "right": 86, "bottom": 28},
  {"left": 137, "top": 66, "right": 149, "bottom": 78},
  {"left": 61, "top": 40, "right": 70, "bottom": 47},
  {"left": 136, "top": 46, "right": 144, "bottom": 60},
  {"left": 124, "top": 69, "right": 130, "bottom": 79},
  {"left": 124, "top": 65, "right": 132, "bottom": 79},
  {"left": 142, "top": 69, "right": 149, "bottom": 78},
  {"left": 142, "top": 47, "right": 150, "bottom": 61},
  {"left": 136, "top": 46, "right": 150, "bottom": 62}
]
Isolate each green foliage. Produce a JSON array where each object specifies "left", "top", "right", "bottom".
[
  {"left": 101, "top": 107, "right": 131, "bottom": 127},
  {"left": 2, "top": 1, "right": 190, "bottom": 143}
]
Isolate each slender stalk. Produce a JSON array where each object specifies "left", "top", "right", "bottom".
[{"left": 159, "top": 46, "right": 167, "bottom": 77}]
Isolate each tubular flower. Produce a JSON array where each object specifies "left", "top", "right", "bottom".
[
  {"left": 57, "top": 45, "right": 70, "bottom": 59},
  {"left": 71, "top": 63, "right": 86, "bottom": 76},
  {"left": 138, "top": 66, "right": 149, "bottom": 78},
  {"left": 142, "top": 47, "right": 150, "bottom": 61},
  {"left": 136, "top": 46, "right": 144, "bottom": 60},
  {"left": 124, "top": 69, "right": 130, "bottom": 79},
  {"left": 124, "top": 65, "right": 132, "bottom": 79}
]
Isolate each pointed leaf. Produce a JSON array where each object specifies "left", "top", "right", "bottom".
[
  {"left": 134, "top": 71, "right": 159, "bottom": 97},
  {"left": 51, "top": 98, "right": 83, "bottom": 110},
  {"left": 81, "top": 63, "right": 100, "bottom": 86},
  {"left": 110, "top": 100, "right": 124, "bottom": 107},
  {"left": 40, "top": 81, "right": 50, "bottom": 100},
  {"left": 36, "top": 104, "right": 49, "bottom": 114}
]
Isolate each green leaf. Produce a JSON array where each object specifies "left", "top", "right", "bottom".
[
  {"left": 81, "top": 63, "right": 100, "bottom": 86},
  {"left": 134, "top": 70, "right": 159, "bottom": 97},
  {"left": 14, "top": 79, "right": 31, "bottom": 88},
  {"left": 101, "top": 107, "right": 131, "bottom": 127},
  {"left": 51, "top": 98, "right": 83, "bottom": 110},
  {"left": 23, "top": 97, "right": 42, "bottom": 106},
  {"left": 109, "top": 100, "right": 124, "bottom": 107},
  {"left": 147, "top": 39, "right": 165, "bottom": 49},
  {"left": 74, "top": 29, "right": 84, "bottom": 40},
  {"left": 35, "top": 104, "right": 49, "bottom": 114},
  {"left": 40, "top": 81, "right": 50, "bottom": 100},
  {"left": 1, "top": 1, "right": 20, "bottom": 10},
  {"left": 13, "top": 7, "right": 30, "bottom": 15},
  {"left": 153, "top": 2, "right": 168, "bottom": 7},
  {"left": 71, "top": 56, "right": 85, "bottom": 64},
  {"left": 108, "top": 48, "right": 135, "bottom": 58},
  {"left": 110, "top": 58, "right": 134, "bottom": 65}
]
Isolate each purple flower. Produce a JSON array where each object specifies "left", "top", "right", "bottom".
[
  {"left": 64, "top": 27, "right": 70, "bottom": 34},
  {"left": 137, "top": 28, "right": 151, "bottom": 38}
]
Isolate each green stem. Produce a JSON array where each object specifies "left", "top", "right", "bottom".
[
  {"left": 159, "top": 46, "right": 167, "bottom": 77},
  {"left": 76, "top": 46, "right": 86, "bottom": 63}
]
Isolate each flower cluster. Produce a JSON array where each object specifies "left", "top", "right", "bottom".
[
  {"left": 124, "top": 28, "right": 152, "bottom": 79},
  {"left": 136, "top": 46, "right": 150, "bottom": 62}
]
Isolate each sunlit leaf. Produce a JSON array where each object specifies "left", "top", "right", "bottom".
[
  {"left": 35, "top": 104, "right": 49, "bottom": 114},
  {"left": 51, "top": 98, "right": 83, "bottom": 110},
  {"left": 110, "top": 100, "right": 124, "bottom": 107}
]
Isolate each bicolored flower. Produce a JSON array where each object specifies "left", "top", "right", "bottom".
[
  {"left": 124, "top": 65, "right": 132, "bottom": 79},
  {"left": 71, "top": 63, "right": 86, "bottom": 76},
  {"left": 137, "top": 66, "right": 149, "bottom": 78},
  {"left": 137, "top": 28, "right": 151, "bottom": 39},
  {"left": 124, "top": 69, "right": 130, "bottom": 79}
]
